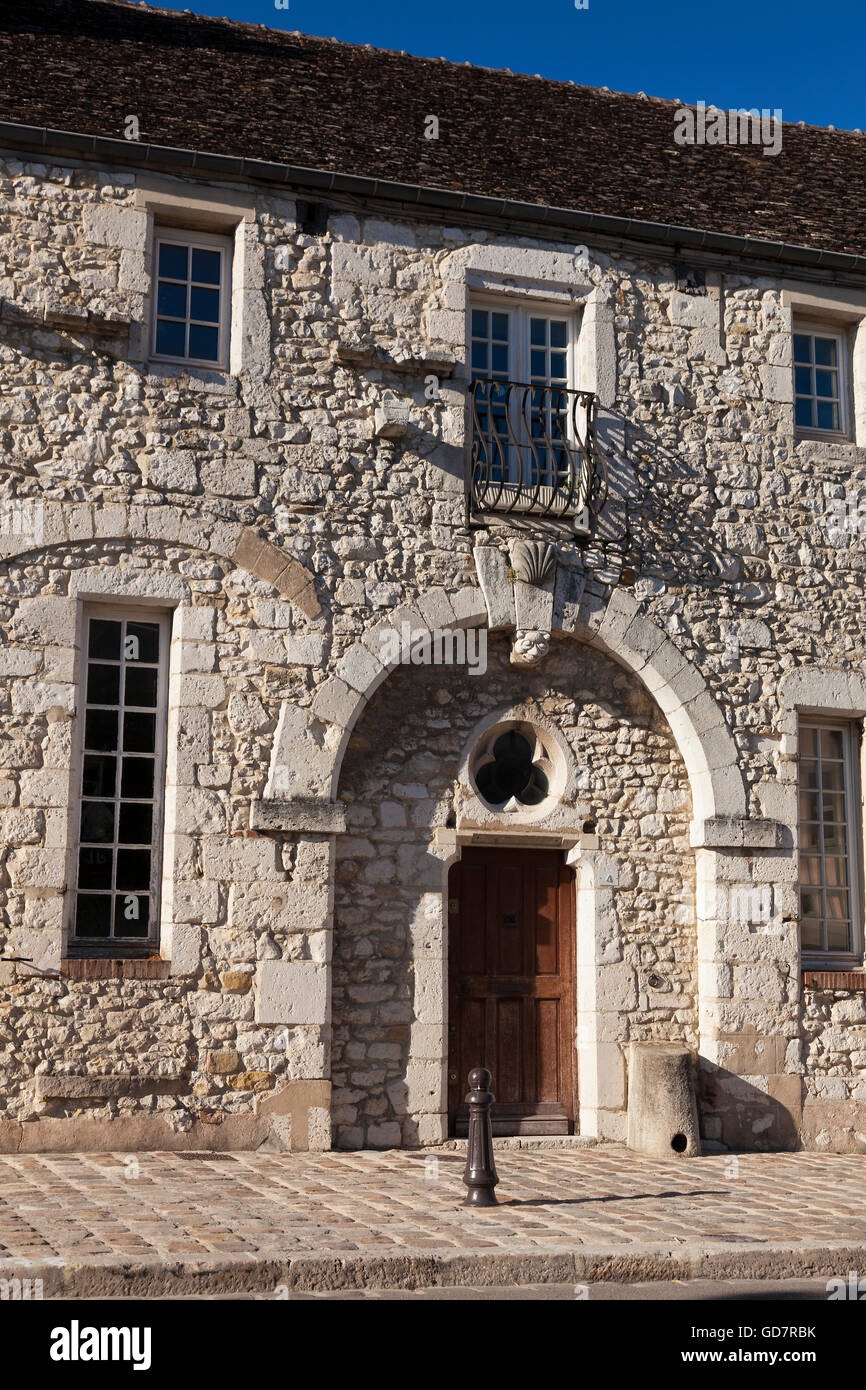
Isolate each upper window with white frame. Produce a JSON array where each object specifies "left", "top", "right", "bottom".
[
  {"left": 469, "top": 300, "right": 594, "bottom": 526},
  {"left": 798, "top": 719, "right": 863, "bottom": 963},
  {"left": 70, "top": 608, "right": 170, "bottom": 954},
  {"left": 151, "top": 230, "right": 231, "bottom": 368},
  {"left": 793, "top": 324, "right": 849, "bottom": 437}
]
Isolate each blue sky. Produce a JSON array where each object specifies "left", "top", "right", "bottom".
[{"left": 158, "top": 0, "right": 863, "bottom": 130}]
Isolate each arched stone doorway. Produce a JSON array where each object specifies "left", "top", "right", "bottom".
[{"left": 331, "top": 632, "right": 696, "bottom": 1148}]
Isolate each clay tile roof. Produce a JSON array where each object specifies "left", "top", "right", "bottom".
[{"left": 2, "top": 0, "right": 865, "bottom": 259}]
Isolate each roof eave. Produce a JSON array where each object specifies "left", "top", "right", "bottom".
[{"left": 3, "top": 119, "right": 866, "bottom": 285}]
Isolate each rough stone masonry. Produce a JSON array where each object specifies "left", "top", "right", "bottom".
[{"left": 1, "top": 3, "right": 866, "bottom": 1155}]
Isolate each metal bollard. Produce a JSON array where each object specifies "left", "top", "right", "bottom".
[{"left": 462, "top": 1066, "right": 499, "bottom": 1207}]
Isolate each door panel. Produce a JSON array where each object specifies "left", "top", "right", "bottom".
[{"left": 448, "top": 846, "right": 576, "bottom": 1136}]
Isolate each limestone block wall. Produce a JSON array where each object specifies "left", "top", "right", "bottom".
[
  {"left": 801, "top": 987, "right": 866, "bottom": 1151},
  {"left": 0, "top": 147, "right": 865, "bottom": 1150}
]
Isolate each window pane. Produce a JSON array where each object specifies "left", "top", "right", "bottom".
[
  {"left": 491, "top": 312, "right": 509, "bottom": 340},
  {"left": 155, "top": 319, "right": 186, "bottom": 357},
  {"left": 190, "top": 286, "right": 220, "bottom": 323},
  {"left": 157, "top": 281, "right": 187, "bottom": 317},
  {"left": 86, "top": 662, "right": 120, "bottom": 706},
  {"left": 121, "top": 757, "right": 155, "bottom": 799},
  {"left": 550, "top": 321, "right": 568, "bottom": 348},
  {"left": 158, "top": 242, "right": 188, "bottom": 278},
  {"left": 816, "top": 400, "right": 839, "bottom": 431},
  {"left": 821, "top": 792, "right": 845, "bottom": 822},
  {"left": 191, "top": 247, "right": 221, "bottom": 285},
  {"left": 78, "top": 847, "right": 113, "bottom": 891},
  {"left": 471, "top": 309, "right": 488, "bottom": 336},
  {"left": 88, "top": 619, "right": 121, "bottom": 661},
  {"left": 80, "top": 801, "right": 115, "bottom": 844},
  {"left": 123, "top": 711, "right": 156, "bottom": 753},
  {"left": 85, "top": 708, "right": 118, "bottom": 752},
  {"left": 82, "top": 755, "right": 116, "bottom": 799},
  {"left": 814, "top": 369, "right": 836, "bottom": 399},
  {"left": 827, "top": 920, "right": 852, "bottom": 952},
  {"left": 793, "top": 334, "right": 812, "bottom": 363},
  {"left": 124, "top": 666, "right": 158, "bottom": 709},
  {"left": 820, "top": 762, "right": 844, "bottom": 792},
  {"left": 795, "top": 398, "right": 814, "bottom": 429},
  {"left": 530, "top": 318, "right": 546, "bottom": 345},
  {"left": 794, "top": 366, "right": 812, "bottom": 394},
  {"left": 491, "top": 344, "right": 508, "bottom": 374},
  {"left": 800, "top": 889, "right": 823, "bottom": 918},
  {"left": 823, "top": 823, "right": 847, "bottom": 853},
  {"left": 115, "top": 894, "right": 150, "bottom": 938},
  {"left": 814, "top": 336, "right": 837, "bottom": 367},
  {"left": 126, "top": 622, "right": 160, "bottom": 664},
  {"left": 826, "top": 890, "right": 850, "bottom": 920},
  {"left": 800, "top": 727, "right": 818, "bottom": 757},
  {"left": 471, "top": 342, "right": 488, "bottom": 371},
  {"left": 801, "top": 918, "right": 823, "bottom": 950},
  {"left": 75, "top": 894, "right": 112, "bottom": 937},
  {"left": 188, "top": 323, "right": 219, "bottom": 361},
  {"left": 116, "top": 849, "right": 151, "bottom": 892},
  {"left": 820, "top": 728, "right": 844, "bottom": 759},
  {"left": 118, "top": 802, "right": 153, "bottom": 845}
]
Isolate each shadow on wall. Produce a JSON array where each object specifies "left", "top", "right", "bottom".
[{"left": 697, "top": 1065, "right": 802, "bottom": 1152}]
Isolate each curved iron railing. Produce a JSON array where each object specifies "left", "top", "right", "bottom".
[{"left": 469, "top": 379, "right": 608, "bottom": 528}]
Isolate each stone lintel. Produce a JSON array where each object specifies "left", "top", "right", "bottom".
[
  {"left": 251, "top": 798, "right": 347, "bottom": 834},
  {"left": 690, "top": 816, "right": 790, "bottom": 850}
]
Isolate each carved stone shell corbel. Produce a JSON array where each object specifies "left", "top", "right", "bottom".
[{"left": 510, "top": 539, "right": 556, "bottom": 587}]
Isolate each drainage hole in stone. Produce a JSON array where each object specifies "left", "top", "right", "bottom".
[{"left": 671, "top": 1133, "right": 688, "bottom": 1153}]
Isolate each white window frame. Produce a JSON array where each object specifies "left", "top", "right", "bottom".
[
  {"left": 469, "top": 295, "right": 589, "bottom": 523},
  {"left": 68, "top": 605, "right": 171, "bottom": 956},
  {"left": 798, "top": 717, "right": 864, "bottom": 967},
  {"left": 470, "top": 295, "right": 579, "bottom": 389},
  {"left": 793, "top": 319, "right": 851, "bottom": 441},
  {"left": 150, "top": 227, "right": 232, "bottom": 371}
]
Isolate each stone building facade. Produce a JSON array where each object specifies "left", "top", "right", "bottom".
[{"left": 1, "top": 0, "right": 866, "bottom": 1153}]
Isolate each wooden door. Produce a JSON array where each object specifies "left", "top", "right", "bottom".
[{"left": 447, "top": 846, "right": 576, "bottom": 1136}]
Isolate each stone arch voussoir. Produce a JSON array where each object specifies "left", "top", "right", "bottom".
[
  {"left": 0, "top": 504, "right": 320, "bottom": 619},
  {"left": 265, "top": 580, "right": 744, "bottom": 826}
]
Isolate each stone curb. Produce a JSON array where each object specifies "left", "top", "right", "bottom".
[{"left": 5, "top": 1242, "right": 864, "bottom": 1298}]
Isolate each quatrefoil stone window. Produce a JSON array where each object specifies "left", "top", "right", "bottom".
[{"left": 470, "top": 722, "right": 557, "bottom": 813}]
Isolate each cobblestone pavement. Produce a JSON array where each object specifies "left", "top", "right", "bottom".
[{"left": 1, "top": 1147, "right": 865, "bottom": 1295}]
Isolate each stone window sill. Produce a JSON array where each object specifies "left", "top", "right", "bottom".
[{"left": 62, "top": 958, "right": 170, "bottom": 981}]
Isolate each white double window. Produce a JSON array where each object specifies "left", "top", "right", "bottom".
[
  {"left": 70, "top": 607, "right": 170, "bottom": 952},
  {"left": 469, "top": 301, "right": 581, "bottom": 491}
]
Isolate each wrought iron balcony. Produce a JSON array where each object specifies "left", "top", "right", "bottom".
[{"left": 469, "top": 379, "right": 608, "bottom": 533}]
